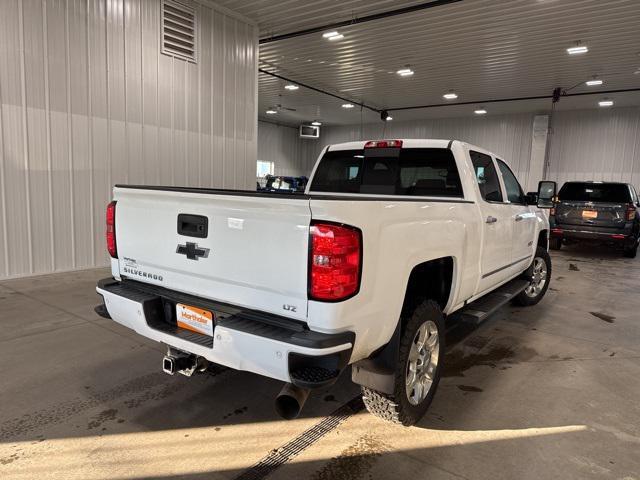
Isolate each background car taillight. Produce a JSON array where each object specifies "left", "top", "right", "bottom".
[
  {"left": 106, "top": 201, "right": 117, "bottom": 258},
  {"left": 309, "top": 222, "right": 361, "bottom": 301},
  {"left": 626, "top": 204, "right": 636, "bottom": 221}
]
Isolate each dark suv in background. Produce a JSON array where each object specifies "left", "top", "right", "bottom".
[{"left": 550, "top": 181, "right": 640, "bottom": 257}]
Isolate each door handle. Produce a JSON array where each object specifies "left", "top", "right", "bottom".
[
  {"left": 486, "top": 216, "right": 498, "bottom": 224},
  {"left": 515, "top": 214, "right": 524, "bottom": 222}
]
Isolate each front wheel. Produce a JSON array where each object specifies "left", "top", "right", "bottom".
[
  {"left": 513, "top": 247, "right": 552, "bottom": 306},
  {"left": 362, "top": 300, "right": 444, "bottom": 426}
]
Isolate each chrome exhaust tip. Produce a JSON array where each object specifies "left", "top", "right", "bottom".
[{"left": 275, "top": 383, "right": 311, "bottom": 420}]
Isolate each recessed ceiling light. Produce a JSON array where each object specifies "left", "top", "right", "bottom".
[
  {"left": 342, "top": 103, "right": 355, "bottom": 109},
  {"left": 284, "top": 84, "right": 299, "bottom": 90},
  {"left": 386, "top": 116, "right": 393, "bottom": 121},
  {"left": 598, "top": 99, "right": 613, "bottom": 107},
  {"left": 396, "top": 68, "right": 414, "bottom": 77},
  {"left": 567, "top": 42, "right": 588, "bottom": 55},
  {"left": 585, "top": 78, "right": 603, "bottom": 86},
  {"left": 443, "top": 91, "right": 458, "bottom": 100},
  {"left": 323, "top": 31, "right": 343, "bottom": 40},
  {"left": 474, "top": 108, "right": 487, "bottom": 115},
  {"left": 311, "top": 121, "right": 322, "bottom": 126},
  {"left": 265, "top": 109, "right": 277, "bottom": 115}
]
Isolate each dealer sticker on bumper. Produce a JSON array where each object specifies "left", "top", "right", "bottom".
[{"left": 176, "top": 304, "right": 213, "bottom": 337}]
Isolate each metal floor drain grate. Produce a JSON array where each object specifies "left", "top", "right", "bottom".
[{"left": 234, "top": 395, "right": 364, "bottom": 480}]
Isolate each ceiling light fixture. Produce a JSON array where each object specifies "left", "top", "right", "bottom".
[
  {"left": 284, "top": 84, "right": 299, "bottom": 90},
  {"left": 311, "top": 121, "right": 322, "bottom": 126},
  {"left": 265, "top": 109, "right": 277, "bottom": 114},
  {"left": 323, "top": 31, "right": 343, "bottom": 41},
  {"left": 567, "top": 42, "right": 588, "bottom": 55},
  {"left": 443, "top": 91, "right": 458, "bottom": 100},
  {"left": 396, "top": 68, "right": 414, "bottom": 77},
  {"left": 598, "top": 99, "right": 613, "bottom": 107},
  {"left": 342, "top": 103, "right": 355, "bottom": 109},
  {"left": 585, "top": 78, "right": 603, "bottom": 86},
  {"left": 474, "top": 108, "right": 487, "bottom": 115}
]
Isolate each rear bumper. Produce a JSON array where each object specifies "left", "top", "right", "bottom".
[
  {"left": 96, "top": 278, "right": 353, "bottom": 388},
  {"left": 551, "top": 225, "right": 635, "bottom": 246}
]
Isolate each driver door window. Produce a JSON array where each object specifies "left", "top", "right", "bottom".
[{"left": 496, "top": 159, "right": 525, "bottom": 204}]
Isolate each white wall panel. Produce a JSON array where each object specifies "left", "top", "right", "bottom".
[
  {"left": 547, "top": 107, "right": 640, "bottom": 191},
  {"left": 0, "top": 0, "right": 258, "bottom": 279},
  {"left": 257, "top": 121, "right": 309, "bottom": 177}
]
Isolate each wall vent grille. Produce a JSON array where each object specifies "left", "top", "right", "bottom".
[{"left": 161, "top": 0, "right": 197, "bottom": 62}]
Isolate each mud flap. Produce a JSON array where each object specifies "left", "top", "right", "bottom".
[{"left": 351, "top": 322, "right": 401, "bottom": 395}]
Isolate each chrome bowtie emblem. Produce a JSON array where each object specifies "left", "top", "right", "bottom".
[{"left": 176, "top": 242, "right": 209, "bottom": 260}]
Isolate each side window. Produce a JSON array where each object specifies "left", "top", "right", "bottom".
[
  {"left": 496, "top": 159, "right": 525, "bottom": 204},
  {"left": 470, "top": 151, "right": 503, "bottom": 202}
]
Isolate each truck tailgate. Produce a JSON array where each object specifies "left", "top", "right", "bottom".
[{"left": 112, "top": 187, "right": 311, "bottom": 321}]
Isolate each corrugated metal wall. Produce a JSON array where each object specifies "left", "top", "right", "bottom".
[
  {"left": 265, "top": 107, "right": 640, "bottom": 193},
  {"left": 257, "top": 120, "right": 306, "bottom": 177},
  {"left": 547, "top": 107, "right": 640, "bottom": 190},
  {"left": 0, "top": 0, "right": 258, "bottom": 279},
  {"left": 297, "top": 113, "right": 536, "bottom": 183}
]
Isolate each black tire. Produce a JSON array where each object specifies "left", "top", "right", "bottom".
[
  {"left": 513, "top": 247, "right": 552, "bottom": 306},
  {"left": 362, "top": 300, "right": 444, "bottom": 426},
  {"left": 549, "top": 237, "right": 562, "bottom": 250},
  {"left": 623, "top": 243, "right": 638, "bottom": 258}
]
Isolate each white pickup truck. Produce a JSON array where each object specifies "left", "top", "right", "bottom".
[{"left": 96, "top": 139, "right": 556, "bottom": 425}]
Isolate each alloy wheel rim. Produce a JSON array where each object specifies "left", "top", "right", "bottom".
[
  {"left": 405, "top": 320, "right": 439, "bottom": 405},
  {"left": 525, "top": 257, "right": 547, "bottom": 298}
]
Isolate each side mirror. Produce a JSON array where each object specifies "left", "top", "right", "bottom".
[
  {"left": 537, "top": 180, "right": 557, "bottom": 209},
  {"left": 525, "top": 192, "right": 538, "bottom": 205}
]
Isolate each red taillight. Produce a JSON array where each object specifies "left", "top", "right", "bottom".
[
  {"left": 610, "top": 234, "right": 626, "bottom": 240},
  {"left": 551, "top": 228, "right": 563, "bottom": 235},
  {"left": 309, "top": 222, "right": 361, "bottom": 301},
  {"left": 106, "top": 201, "right": 117, "bottom": 258},
  {"left": 626, "top": 204, "right": 636, "bottom": 221},
  {"left": 364, "top": 139, "right": 403, "bottom": 149}
]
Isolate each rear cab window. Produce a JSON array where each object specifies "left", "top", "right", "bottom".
[
  {"left": 558, "top": 183, "right": 632, "bottom": 203},
  {"left": 310, "top": 148, "right": 464, "bottom": 197}
]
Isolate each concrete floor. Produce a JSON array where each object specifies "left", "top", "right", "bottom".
[{"left": 1, "top": 246, "right": 639, "bottom": 480}]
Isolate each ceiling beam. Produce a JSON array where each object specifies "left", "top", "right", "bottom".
[
  {"left": 388, "top": 88, "right": 640, "bottom": 112},
  {"left": 259, "top": 0, "right": 463, "bottom": 44}
]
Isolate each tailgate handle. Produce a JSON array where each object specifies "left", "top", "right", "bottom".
[{"left": 177, "top": 214, "right": 208, "bottom": 238}]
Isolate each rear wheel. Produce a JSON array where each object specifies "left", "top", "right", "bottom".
[
  {"left": 549, "top": 237, "right": 562, "bottom": 250},
  {"left": 514, "top": 247, "right": 552, "bottom": 306},
  {"left": 362, "top": 300, "right": 444, "bottom": 426}
]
